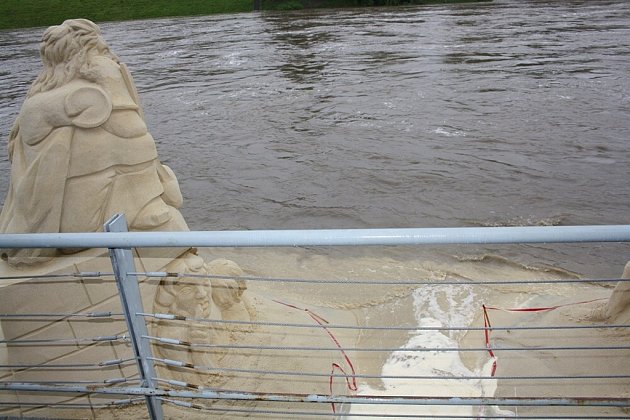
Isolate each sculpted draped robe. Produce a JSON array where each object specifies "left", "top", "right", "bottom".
[{"left": 0, "top": 56, "right": 187, "bottom": 265}]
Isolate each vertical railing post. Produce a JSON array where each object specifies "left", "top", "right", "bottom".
[{"left": 104, "top": 214, "right": 163, "bottom": 420}]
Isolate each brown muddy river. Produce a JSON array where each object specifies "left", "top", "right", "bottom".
[{"left": 1, "top": 0, "right": 629, "bottom": 276}]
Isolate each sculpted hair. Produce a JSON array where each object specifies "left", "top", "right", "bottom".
[{"left": 28, "top": 19, "right": 119, "bottom": 97}]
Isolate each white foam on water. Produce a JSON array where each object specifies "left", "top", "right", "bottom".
[
  {"left": 434, "top": 126, "right": 467, "bottom": 137},
  {"left": 345, "top": 284, "right": 514, "bottom": 419}
]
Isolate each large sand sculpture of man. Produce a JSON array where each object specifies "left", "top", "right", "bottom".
[
  {"left": 0, "top": 19, "right": 251, "bottom": 386},
  {"left": 0, "top": 18, "right": 188, "bottom": 265}
]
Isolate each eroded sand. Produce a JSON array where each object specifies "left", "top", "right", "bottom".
[{"left": 25, "top": 248, "right": 630, "bottom": 419}]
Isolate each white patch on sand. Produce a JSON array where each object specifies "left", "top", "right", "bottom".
[{"left": 345, "top": 284, "right": 514, "bottom": 418}]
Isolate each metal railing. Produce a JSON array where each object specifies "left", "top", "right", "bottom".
[{"left": 0, "top": 214, "right": 629, "bottom": 419}]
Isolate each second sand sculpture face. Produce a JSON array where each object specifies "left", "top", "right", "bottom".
[{"left": 0, "top": 18, "right": 250, "bottom": 387}]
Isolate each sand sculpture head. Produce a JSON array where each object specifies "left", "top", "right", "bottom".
[
  {"left": 28, "top": 19, "right": 119, "bottom": 97},
  {"left": 155, "top": 256, "right": 215, "bottom": 320}
]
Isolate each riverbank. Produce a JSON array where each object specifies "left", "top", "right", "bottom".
[
  {"left": 0, "top": 0, "right": 490, "bottom": 30},
  {"left": 264, "top": 0, "right": 489, "bottom": 11},
  {"left": 0, "top": 0, "right": 252, "bottom": 30}
]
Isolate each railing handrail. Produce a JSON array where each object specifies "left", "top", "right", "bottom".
[{"left": 1, "top": 224, "right": 630, "bottom": 249}]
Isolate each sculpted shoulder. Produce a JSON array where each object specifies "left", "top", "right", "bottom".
[
  {"left": 88, "top": 55, "right": 149, "bottom": 137},
  {"left": 89, "top": 55, "right": 140, "bottom": 110},
  {"left": 17, "top": 80, "right": 112, "bottom": 145}
]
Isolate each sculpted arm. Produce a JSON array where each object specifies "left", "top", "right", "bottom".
[
  {"left": 17, "top": 83, "right": 112, "bottom": 146},
  {"left": 64, "top": 85, "right": 113, "bottom": 128}
]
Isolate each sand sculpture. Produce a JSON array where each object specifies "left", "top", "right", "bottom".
[
  {"left": 0, "top": 18, "right": 251, "bottom": 393},
  {"left": 0, "top": 18, "right": 187, "bottom": 265}
]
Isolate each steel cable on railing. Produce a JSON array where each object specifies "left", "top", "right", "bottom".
[
  {"left": 132, "top": 271, "right": 629, "bottom": 286},
  {"left": 2, "top": 380, "right": 628, "bottom": 420},
  {"left": 0, "top": 311, "right": 124, "bottom": 319},
  {"left": 147, "top": 358, "right": 630, "bottom": 383},
  {"left": 147, "top": 358, "right": 364, "bottom": 383},
  {"left": 4, "top": 381, "right": 627, "bottom": 407},
  {"left": 1, "top": 377, "right": 136, "bottom": 385},
  {"left": 0, "top": 335, "right": 129, "bottom": 345},
  {"left": 0, "top": 397, "right": 144, "bottom": 409},
  {"left": 153, "top": 369, "right": 630, "bottom": 382},
  {"left": 157, "top": 397, "right": 630, "bottom": 419},
  {"left": 0, "top": 357, "right": 136, "bottom": 371},
  {"left": 138, "top": 311, "right": 630, "bottom": 332},
  {"left": 0, "top": 272, "right": 114, "bottom": 282},
  {"left": 142, "top": 334, "right": 630, "bottom": 353}
]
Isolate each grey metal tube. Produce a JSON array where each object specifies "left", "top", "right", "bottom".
[
  {"left": 1, "top": 382, "right": 628, "bottom": 407},
  {"left": 1, "top": 223, "right": 630, "bottom": 249}
]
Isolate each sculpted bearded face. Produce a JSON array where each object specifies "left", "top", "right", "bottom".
[
  {"left": 155, "top": 254, "right": 216, "bottom": 320},
  {"left": 158, "top": 279, "right": 213, "bottom": 320},
  {"left": 154, "top": 257, "right": 247, "bottom": 320}
]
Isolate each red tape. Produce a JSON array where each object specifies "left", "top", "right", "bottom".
[
  {"left": 482, "top": 298, "right": 606, "bottom": 377},
  {"left": 273, "top": 300, "right": 357, "bottom": 413},
  {"left": 483, "top": 298, "right": 606, "bottom": 314},
  {"left": 482, "top": 304, "right": 497, "bottom": 377}
]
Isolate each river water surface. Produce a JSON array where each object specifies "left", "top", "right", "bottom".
[
  {"left": 1, "top": 0, "right": 629, "bottom": 417},
  {"left": 1, "top": 0, "right": 630, "bottom": 275}
]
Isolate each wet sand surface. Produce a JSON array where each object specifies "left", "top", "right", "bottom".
[{"left": 74, "top": 248, "right": 630, "bottom": 419}]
